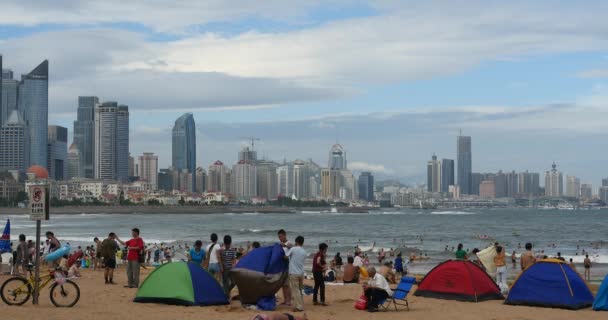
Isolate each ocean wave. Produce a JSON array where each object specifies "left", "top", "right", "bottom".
[
  {"left": 239, "top": 228, "right": 263, "bottom": 233},
  {"left": 430, "top": 211, "right": 476, "bottom": 215}
]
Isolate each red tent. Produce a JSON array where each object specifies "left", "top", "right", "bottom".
[{"left": 414, "top": 260, "right": 503, "bottom": 302}]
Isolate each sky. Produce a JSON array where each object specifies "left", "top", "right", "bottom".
[{"left": 1, "top": 1, "right": 608, "bottom": 186}]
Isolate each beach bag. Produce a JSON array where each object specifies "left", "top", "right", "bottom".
[
  {"left": 138, "top": 250, "right": 145, "bottom": 264},
  {"left": 354, "top": 294, "right": 368, "bottom": 310},
  {"left": 256, "top": 296, "right": 276, "bottom": 311},
  {"left": 203, "top": 243, "right": 216, "bottom": 269}
]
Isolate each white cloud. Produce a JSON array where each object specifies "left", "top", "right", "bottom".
[{"left": 347, "top": 161, "right": 395, "bottom": 174}]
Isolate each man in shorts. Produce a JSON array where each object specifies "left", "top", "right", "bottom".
[
  {"left": 94, "top": 237, "right": 102, "bottom": 271},
  {"left": 205, "top": 233, "right": 222, "bottom": 282},
  {"left": 100, "top": 232, "right": 120, "bottom": 284}
]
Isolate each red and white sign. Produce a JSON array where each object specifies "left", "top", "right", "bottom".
[{"left": 29, "top": 185, "right": 48, "bottom": 221}]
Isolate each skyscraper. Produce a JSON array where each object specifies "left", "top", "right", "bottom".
[
  {"left": 358, "top": 171, "right": 374, "bottom": 202},
  {"left": 565, "top": 175, "right": 580, "bottom": 198},
  {"left": 138, "top": 152, "right": 158, "bottom": 190},
  {"left": 441, "top": 159, "right": 454, "bottom": 193},
  {"left": 580, "top": 183, "right": 592, "bottom": 200},
  {"left": 0, "top": 110, "right": 26, "bottom": 171},
  {"left": 238, "top": 146, "right": 257, "bottom": 163},
  {"left": 232, "top": 160, "right": 257, "bottom": 201},
  {"left": 66, "top": 143, "right": 82, "bottom": 180},
  {"left": 195, "top": 167, "right": 207, "bottom": 193},
  {"left": 544, "top": 162, "right": 563, "bottom": 197},
  {"left": 256, "top": 160, "right": 279, "bottom": 200},
  {"left": 599, "top": 186, "right": 608, "bottom": 203},
  {"left": 47, "top": 125, "right": 68, "bottom": 180},
  {"left": 518, "top": 171, "right": 540, "bottom": 196},
  {"left": 0, "top": 55, "right": 2, "bottom": 127},
  {"left": 602, "top": 178, "right": 608, "bottom": 187},
  {"left": 457, "top": 134, "right": 472, "bottom": 195},
  {"left": 172, "top": 113, "right": 196, "bottom": 192},
  {"left": 73, "top": 96, "right": 99, "bottom": 178},
  {"left": 94, "top": 101, "right": 129, "bottom": 181},
  {"left": 293, "top": 159, "right": 312, "bottom": 199},
  {"left": 208, "top": 161, "right": 230, "bottom": 193},
  {"left": 19, "top": 60, "right": 49, "bottom": 168},
  {"left": 328, "top": 144, "right": 346, "bottom": 169},
  {"left": 427, "top": 153, "right": 441, "bottom": 192},
  {"left": 2, "top": 57, "right": 20, "bottom": 128},
  {"left": 321, "top": 168, "right": 340, "bottom": 199},
  {"left": 277, "top": 164, "right": 294, "bottom": 197},
  {"left": 116, "top": 105, "right": 129, "bottom": 181}
]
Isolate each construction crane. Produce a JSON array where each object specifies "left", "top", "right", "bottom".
[{"left": 240, "top": 136, "right": 261, "bottom": 150}]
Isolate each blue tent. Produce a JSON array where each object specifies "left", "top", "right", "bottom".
[
  {"left": 0, "top": 219, "right": 10, "bottom": 253},
  {"left": 505, "top": 259, "right": 594, "bottom": 310},
  {"left": 593, "top": 275, "right": 608, "bottom": 311},
  {"left": 231, "top": 244, "right": 288, "bottom": 304}
]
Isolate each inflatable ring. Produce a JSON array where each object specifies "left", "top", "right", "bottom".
[
  {"left": 45, "top": 245, "right": 71, "bottom": 262},
  {"left": 359, "top": 267, "right": 369, "bottom": 278}
]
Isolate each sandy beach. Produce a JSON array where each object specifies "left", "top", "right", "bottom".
[{"left": 1, "top": 268, "right": 605, "bottom": 320}]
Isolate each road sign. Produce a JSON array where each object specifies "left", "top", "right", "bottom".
[{"left": 29, "top": 185, "right": 49, "bottom": 221}]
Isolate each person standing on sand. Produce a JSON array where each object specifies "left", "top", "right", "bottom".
[
  {"left": 494, "top": 246, "right": 508, "bottom": 294},
  {"left": 218, "top": 235, "right": 237, "bottom": 295},
  {"left": 520, "top": 243, "right": 536, "bottom": 271},
  {"left": 511, "top": 250, "right": 517, "bottom": 269},
  {"left": 93, "top": 237, "right": 102, "bottom": 271},
  {"left": 100, "top": 233, "right": 120, "bottom": 284},
  {"left": 278, "top": 229, "right": 293, "bottom": 306},
  {"left": 187, "top": 240, "right": 205, "bottom": 266},
  {"left": 205, "top": 233, "right": 221, "bottom": 282},
  {"left": 286, "top": 236, "right": 306, "bottom": 312},
  {"left": 312, "top": 243, "right": 328, "bottom": 306},
  {"left": 116, "top": 228, "right": 144, "bottom": 288},
  {"left": 584, "top": 254, "right": 591, "bottom": 281}
]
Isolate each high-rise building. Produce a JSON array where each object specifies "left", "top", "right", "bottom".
[
  {"left": 2, "top": 60, "right": 20, "bottom": 128},
  {"left": 518, "top": 171, "right": 540, "bottom": 197},
  {"left": 602, "top": 178, "right": 608, "bottom": 187},
  {"left": 340, "top": 170, "right": 357, "bottom": 201},
  {"left": 471, "top": 172, "right": 484, "bottom": 195},
  {"left": 505, "top": 170, "right": 519, "bottom": 198},
  {"left": 232, "top": 160, "right": 257, "bottom": 201},
  {"left": 73, "top": 96, "right": 99, "bottom": 178},
  {"left": 238, "top": 146, "right": 257, "bottom": 163},
  {"left": 457, "top": 134, "right": 472, "bottom": 194},
  {"left": 321, "top": 168, "right": 340, "bottom": 199},
  {"left": 328, "top": 144, "right": 347, "bottom": 170},
  {"left": 293, "top": 159, "right": 314, "bottom": 199},
  {"left": 426, "top": 153, "right": 441, "bottom": 193},
  {"left": 195, "top": 167, "right": 207, "bottom": 193},
  {"left": 172, "top": 113, "right": 196, "bottom": 192},
  {"left": 138, "top": 152, "right": 158, "bottom": 190},
  {"left": 0, "top": 110, "right": 26, "bottom": 171},
  {"left": 256, "top": 160, "right": 278, "bottom": 200},
  {"left": 128, "top": 154, "right": 135, "bottom": 177},
  {"left": 208, "top": 161, "right": 231, "bottom": 194},
  {"left": 358, "top": 171, "right": 374, "bottom": 202},
  {"left": 441, "top": 159, "right": 454, "bottom": 193},
  {"left": 545, "top": 162, "right": 563, "bottom": 197},
  {"left": 66, "top": 143, "right": 82, "bottom": 180},
  {"left": 493, "top": 171, "right": 507, "bottom": 198},
  {"left": 580, "top": 184, "right": 592, "bottom": 200},
  {"left": 565, "top": 175, "right": 581, "bottom": 198},
  {"left": 94, "top": 101, "right": 129, "bottom": 181},
  {"left": 599, "top": 186, "right": 608, "bottom": 203},
  {"left": 19, "top": 60, "right": 49, "bottom": 168},
  {"left": 479, "top": 180, "right": 496, "bottom": 198},
  {"left": 47, "top": 125, "right": 67, "bottom": 180},
  {"left": 277, "top": 164, "right": 294, "bottom": 197}
]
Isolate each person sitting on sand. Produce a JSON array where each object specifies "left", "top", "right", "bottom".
[
  {"left": 68, "top": 260, "right": 81, "bottom": 278},
  {"left": 250, "top": 313, "right": 308, "bottom": 320},
  {"left": 342, "top": 256, "right": 359, "bottom": 284},
  {"left": 379, "top": 261, "right": 396, "bottom": 284},
  {"left": 520, "top": 243, "right": 535, "bottom": 271},
  {"left": 455, "top": 244, "right": 468, "bottom": 260},
  {"left": 363, "top": 267, "right": 392, "bottom": 312},
  {"left": 556, "top": 252, "right": 565, "bottom": 262}
]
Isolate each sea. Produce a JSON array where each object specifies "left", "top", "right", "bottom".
[{"left": 2, "top": 208, "right": 607, "bottom": 282}]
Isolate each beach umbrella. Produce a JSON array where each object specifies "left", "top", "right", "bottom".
[{"left": 0, "top": 219, "right": 10, "bottom": 253}]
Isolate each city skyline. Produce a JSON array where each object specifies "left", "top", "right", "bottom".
[{"left": 1, "top": 2, "right": 608, "bottom": 187}]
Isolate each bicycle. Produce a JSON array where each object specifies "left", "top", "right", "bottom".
[{"left": 1, "top": 265, "right": 80, "bottom": 307}]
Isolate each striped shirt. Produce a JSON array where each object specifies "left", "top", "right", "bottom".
[{"left": 221, "top": 247, "right": 238, "bottom": 271}]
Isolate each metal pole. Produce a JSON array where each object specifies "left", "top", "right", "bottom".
[{"left": 33, "top": 220, "right": 41, "bottom": 305}]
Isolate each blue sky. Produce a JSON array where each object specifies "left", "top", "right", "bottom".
[{"left": 1, "top": 1, "right": 608, "bottom": 186}]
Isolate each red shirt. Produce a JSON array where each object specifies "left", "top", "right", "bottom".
[
  {"left": 126, "top": 238, "right": 144, "bottom": 261},
  {"left": 312, "top": 252, "right": 326, "bottom": 272}
]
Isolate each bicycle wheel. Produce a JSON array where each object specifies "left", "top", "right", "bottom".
[
  {"left": 49, "top": 279, "right": 80, "bottom": 307},
  {"left": 1, "top": 277, "right": 32, "bottom": 306}
]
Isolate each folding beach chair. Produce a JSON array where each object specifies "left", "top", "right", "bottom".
[{"left": 382, "top": 276, "right": 415, "bottom": 311}]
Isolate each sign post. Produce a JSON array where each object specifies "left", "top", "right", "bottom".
[{"left": 29, "top": 185, "right": 49, "bottom": 305}]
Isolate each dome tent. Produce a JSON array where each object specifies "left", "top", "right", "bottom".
[
  {"left": 414, "top": 260, "right": 503, "bottom": 302},
  {"left": 505, "top": 259, "right": 593, "bottom": 310},
  {"left": 134, "top": 262, "right": 228, "bottom": 306},
  {"left": 593, "top": 275, "right": 608, "bottom": 311}
]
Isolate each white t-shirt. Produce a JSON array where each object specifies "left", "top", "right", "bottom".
[
  {"left": 368, "top": 273, "right": 393, "bottom": 296},
  {"left": 286, "top": 246, "right": 307, "bottom": 275},
  {"left": 281, "top": 241, "right": 293, "bottom": 254},
  {"left": 206, "top": 243, "right": 220, "bottom": 264},
  {"left": 353, "top": 256, "right": 363, "bottom": 268}
]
